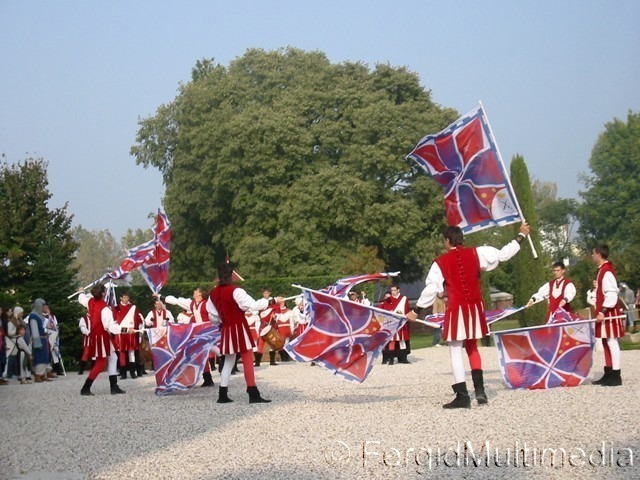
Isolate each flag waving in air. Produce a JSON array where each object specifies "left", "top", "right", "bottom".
[
  {"left": 139, "top": 208, "right": 171, "bottom": 294},
  {"left": 149, "top": 323, "right": 220, "bottom": 396},
  {"left": 320, "top": 272, "right": 400, "bottom": 298},
  {"left": 284, "top": 288, "right": 407, "bottom": 383},
  {"left": 407, "top": 105, "right": 521, "bottom": 234}
]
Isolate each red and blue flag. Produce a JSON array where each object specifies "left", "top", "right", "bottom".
[
  {"left": 320, "top": 272, "right": 400, "bottom": 298},
  {"left": 493, "top": 313, "right": 594, "bottom": 390},
  {"left": 140, "top": 208, "right": 171, "bottom": 294},
  {"left": 407, "top": 105, "right": 521, "bottom": 233},
  {"left": 149, "top": 323, "right": 220, "bottom": 396},
  {"left": 284, "top": 288, "right": 406, "bottom": 383}
]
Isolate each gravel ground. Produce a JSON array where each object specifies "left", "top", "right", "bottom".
[{"left": 2, "top": 346, "right": 639, "bottom": 480}]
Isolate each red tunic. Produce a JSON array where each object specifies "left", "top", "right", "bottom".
[
  {"left": 88, "top": 298, "right": 113, "bottom": 358},
  {"left": 435, "top": 246, "right": 486, "bottom": 341},
  {"left": 209, "top": 285, "right": 255, "bottom": 355},
  {"left": 189, "top": 300, "right": 208, "bottom": 324},
  {"left": 115, "top": 303, "right": 142, "bottom": 351},
  {"left": 545, "top": 278, "right": 574, "bottom": 321},
  {"left": 595, "top": 262, "right": 624, "bottom": 339},
  {"left": 149, "top": 309, "right": 169, "bottom": 328}
]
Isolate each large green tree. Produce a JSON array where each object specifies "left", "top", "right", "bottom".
[
  {"left": 132, "top": 48, "right": 457, "bottom": 281},
  {"left": 510, "top": 155, "right": 546, "bottom": 326},
  {"left": 0, "top": 158, "right": 81, "bottom": 361},
  {"left": 580, "top": 111, "right": 640, "bottom": 286}
]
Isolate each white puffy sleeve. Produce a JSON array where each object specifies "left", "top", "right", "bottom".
[
  {"left": 164, "top": 295, "right": 192, "bottom": 311},
  {"left": 564, "top": 282, "right": 577, "bottom": 303},
  {"left": 476, "top": 240, "right": 521, "bottom": 272},
  {"left": 602, "top": 271, "right": 619, "bottom": 309},
  {"left": 102, "top": 307, "right": 123, "bottom": 335},
  {"left": 415, "top": 262, "right": 445, "bottom": 309},
  {"left": 233, "top": 289, "right": 269, "bottom": 313},
  {"left": 530, "top": 282, "right": 550, "bottom": 303},
  {"left": 78, "top": 293, "right": 91, "bottom": 308}
]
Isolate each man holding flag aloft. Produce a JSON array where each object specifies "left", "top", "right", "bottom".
[
  {"left": 406, "top": 104, "right": 536, "bottom": 407},
  {"left": 407, "top": 222, "right": 530, "bottom": 408}
]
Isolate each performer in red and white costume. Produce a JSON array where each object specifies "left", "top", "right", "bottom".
[
  {"left": 114, "top": 293, "right": 144, "bottom": 380},
  {"left": 527, "top": 261, "right": 576, "bottom": 322},
  {"left": 207, "top": 263, "right": 280, "bottom": 403},
  {"left": 78, "top": 284, "right": 129, "bottom": 395},
  {"left": 407, "top": 222, "right": 530, "bottom": 409},
  {"left": 78, "top": 312, "right": 91, "bottom": 375},
  {"left": 274, "top": 299, "right": 294, "bottom": 362},
  {"left": 591, "top": 243, "right": 624, "bottom": 387},
  {"left": 165, "top": 288, "right": 217, "bottom": 386},
  {"left": 292, "top": 297, "right": 308, "bottom": 337},
  {"left": 144, "top": 299, "right": 175, "bottom": 328},
  {"left": 380, "top": 286, "right": 412, "bottom": 365}
]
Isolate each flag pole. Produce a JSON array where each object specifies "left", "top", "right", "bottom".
[{"left": 479, "top": 101, "right": 538, "bottom": 259}]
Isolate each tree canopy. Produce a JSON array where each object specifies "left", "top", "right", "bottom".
[
  {"left": 132, "top": 48, "right": 459, "bottom": 281},
  {"left": 580, "top": 111, "right": 640, "bottom": 286},
  {"left": 0, "top": 157, "right": 80, "bottom": 322}
]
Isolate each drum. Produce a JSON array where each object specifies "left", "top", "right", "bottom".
[{"left": 260, "top": 325, "right": 285, "bottom": 351}]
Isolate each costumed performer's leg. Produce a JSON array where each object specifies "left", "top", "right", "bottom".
[
  {"left": 217, "top": 353, "right": 237, "bottom": 403},
  {"left": 601, "top": 338, "right": 622, "bottom": 387},
  {"left": 445, "top": 340, "right": 470, "bottom": 409},
  {"left": 108, "top": 350, "right": 125, "bottom": 394},
  {"left": 593, "top": 336, "right": 613, "bottom": 385},
  {"left": 464, "top": 339, "right": 487, "bottom": 405},
  {"left": 81, "top": 357, "right": 107, "bottom": 395}
]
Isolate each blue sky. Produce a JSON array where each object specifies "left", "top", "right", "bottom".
[{"left": 1, "top": 1, "right": 638, "bottom": 238}]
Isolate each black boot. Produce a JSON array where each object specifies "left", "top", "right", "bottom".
[
  {"left": 78, "top": 360, "right": 86, "bottom": 375},
  {"left": 247, "top": 385, "right": 271, "bottom": 404},
  {"left": 269, "top": 351, "right": 278, "bottom": 366},
  {"left": 398, "top": 350, "right": 411, "bottom": 364},
  {"left": 592, "top": 366, "right": 612, "bottom": 385},
  {"left": 471, "top": 369, "right": 488, "bottom": 405},
  {"left": 201, "top": 372, "right": 215, "bottom": 387},
  {"left": 443, "top": 382, "right": 471, "bottom": 409},
  {"left": 279, "top": 350, "right": 290, "bottom": 362},
  {"left": 54, "top": 362, "right": 64, "bottom": 375},
  {"left": 217, "top": 386, "right": 233, "bottom": 403},
  {"left": 602, "top": 369, "right": 622, "bottom": 387},
  {"left": 128, "top": 362, "right": 138, "bottom": 379},
  {"left": 136, "top": 362, "right": 145, "bottom": 377},
  {"left": 254, "top": 352, "right": 262, "bottom": 367},
  {"left": 119, "top": 366, "right": 127, "bottom": 380},
  {"left": 381, "top": 350, "right": 389, "bottom": 365},
  {"left": 388, "top": 351, "right": 395, "bottom": 366},
  {"left": 80, "top": 378, "right": 94, "bottom": 396},
  {"left": 109, "top": 375, "right": 126, "bottom": 394}
]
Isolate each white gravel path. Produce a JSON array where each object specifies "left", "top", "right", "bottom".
[{"left": 2, "top": 347, "right": 639, "bottom": 480}]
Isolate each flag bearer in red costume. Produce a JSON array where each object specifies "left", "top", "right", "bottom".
[
  {"left": 380, "top": 285, "right": 412, "bottom": 364},
  {"left": 407, "top": 222, "right": 530, "bottom": 409},
  {"left": 78, "top": 284, "right": 129, "bottom": 395},
  {"left": 591, "top": 243, "right": 624, "bottom": 387},
  {"left": 207, "top": 263, "right": 280, "bottom": 404},
  {"left": 274, "top": 298, "right": 294, "bottom": 362},
  {"left": 165, "top": 288, "right": 218, "bottom": 386},
  {"left": 114, "top": 293, "right": 144, "bottom": 380},
  {"left": 527, "top": 261, "right": 576, "bottom": 322}
]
